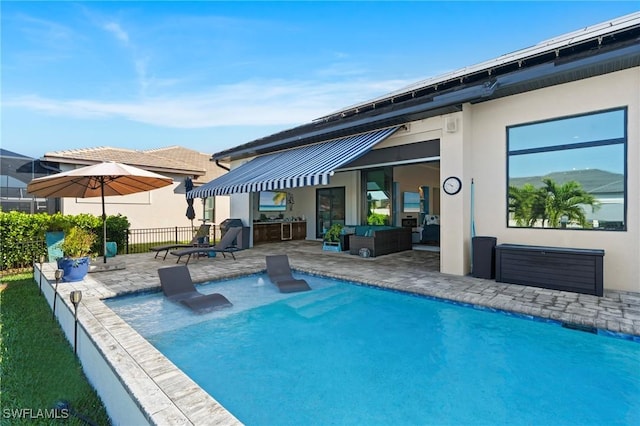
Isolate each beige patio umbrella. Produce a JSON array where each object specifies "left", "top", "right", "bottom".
[{"left": 27, "top": 161, "right": 173, "bottom": 263}]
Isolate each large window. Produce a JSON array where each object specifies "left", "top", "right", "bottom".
[
  {"left": 203, "top": 197, "right": 215, "bottom": 223},
  {"left": 507, "top": 108, "right": 626, "bottom": 230}
]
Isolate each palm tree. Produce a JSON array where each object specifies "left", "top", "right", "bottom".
[
  {"left": 541, "top": 178, "right": 599, "bottom": 228},
  {"left": 272, "top": 191, "right": 287, "bottom": 207}
]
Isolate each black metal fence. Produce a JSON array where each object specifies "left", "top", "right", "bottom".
[
  {"left": 125, "top": 225, "right": 217, "bottom": 254},
  {"left": 1, "top": 225, "right": 217, "bottom": 271}
]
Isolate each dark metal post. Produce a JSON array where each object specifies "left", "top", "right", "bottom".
[
  {"left": 70, "top": 291, "right": 82, "bottom": 355},
  {"left": 52, "top": 269, "right": 63, "bottom": 320},
  {"left": 38, "top": 254, "right": 45, "bottom": 294},
  {"left": 101, "top": 178, "right": 107, "bottom": 264}
]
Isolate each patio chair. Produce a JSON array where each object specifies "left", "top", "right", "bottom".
[
  {"left": 170, "top": 227, "right": 242, "bottom": 265},
  {"left": 150, "top": 224, "right": 211, "bottom": 260},
  {"left": 157, "top": 265, "right": 232, "bottom": 312},
  {"left": 265, "top": 254, "right": 311, "bottom": 293}
]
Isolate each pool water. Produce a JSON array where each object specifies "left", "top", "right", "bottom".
[{"left": 107, "top": 273, "right": 640, "bottom": 425}]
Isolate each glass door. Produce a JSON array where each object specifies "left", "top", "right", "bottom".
[
  {"left": 362, "top": 167, "right": 393, "bottom": 225},
  {"left": 316, "top": 187, "right": 345, "bottom": 238}
]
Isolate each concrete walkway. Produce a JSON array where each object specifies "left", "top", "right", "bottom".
[{"left": 95, "top": 240, "right": 640, "bottom": 337}]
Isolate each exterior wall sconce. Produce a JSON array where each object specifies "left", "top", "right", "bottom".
[
  {"left": 69, "top": 290, "right": 82, "bottom": 355},
  {"left": 52, "top": 269, "right": 63, "bottom": 320}
]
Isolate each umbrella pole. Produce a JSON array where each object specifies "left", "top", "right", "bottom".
[{"left": 101, "top": 179, "right": 107, "bottom": 264}]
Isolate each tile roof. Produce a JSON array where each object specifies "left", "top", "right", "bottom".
[
  {"left": 42, "top": 146, "right": 227, "bottom": 183},
  {"left": 145, "top": 146, "right": 228, "bottom": 185}
]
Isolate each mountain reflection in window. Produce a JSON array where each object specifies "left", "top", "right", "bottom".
[{"left": 507, "top": 108, "right": 626, "bottom": 231}]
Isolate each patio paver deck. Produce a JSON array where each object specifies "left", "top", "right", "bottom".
[{"left": 97, "top": 240, "right": 640, "bottom": 337}]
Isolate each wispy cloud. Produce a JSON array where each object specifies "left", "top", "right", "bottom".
[
  {"left": 15, "top": 13, "right": 76, "bottom": 44},
  {"left": 92, "top": 14, "right": 151, "bottom": 96},
  {"left": 103, "top": 21, "right": 130, "bottom": 44},
  {"left": 3, "top": 77, "right": 414, "bottom": 128}
]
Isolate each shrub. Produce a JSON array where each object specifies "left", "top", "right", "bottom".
[
  {"left": 367, "top": 213, "right": 389, "bottom": 225},
  {"left": 59, "top": 227, "right": 97, "bottom": 258},
  {"left": 0, "top": 211, "right": 129, "bottom": 270}
]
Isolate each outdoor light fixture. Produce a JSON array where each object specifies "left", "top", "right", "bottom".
[
  {"left": 38, "top": 254, "right": 45, "bottom": 294},
  {"left": 52, "top": 269, "right": 63, "bottom": 320},
  {"left": 70, "top": 290, "right": 82, "bottom": 355}
]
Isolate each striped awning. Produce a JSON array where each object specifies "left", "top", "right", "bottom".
[{"left": 189, "top": 127, "right": 398, "bottom": 198}]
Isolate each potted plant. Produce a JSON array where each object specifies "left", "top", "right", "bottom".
[
  {"left": 57, "top": 227, "right": 96, "bottom": 282},
  {"left": 322, "top": 224, "right": 343, "bottom": 252}
]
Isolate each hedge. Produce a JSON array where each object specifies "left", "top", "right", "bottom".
[{"left": 0, "top": 211, "right": 130, "bottom": 271}]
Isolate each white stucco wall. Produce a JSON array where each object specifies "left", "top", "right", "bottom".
[
  {"left": 59, "top": 173, "right": 230, "bottom": 231},
  {"left": 464, "top": 67, "right": 639, "bottom": 292},
  {"left": 61, "top": 180, "right": 183, "bottom": 228}
]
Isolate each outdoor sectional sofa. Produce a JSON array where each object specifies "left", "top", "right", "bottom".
[{"left": 347, "top": 226, "right": 412, "bottom": 257}]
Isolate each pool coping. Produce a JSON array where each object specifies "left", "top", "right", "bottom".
[{"left": 36, "top": 263, "right": 249, "bottom": 425}]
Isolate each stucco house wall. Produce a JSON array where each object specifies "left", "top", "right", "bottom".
[
  {"left": 61, "top": 177, "right": 231, "bottom": 232},
  {"left": 222, "top": 66, "right": 638, "bottom": 293},
  {"left": 463, "top": 67, "right": 639, "bottom": 292},
  {"left": 43, "top": 146, "right": 231, "bottom": 233},
  {"left": 58, "top": 173, "right": 196, "bottom": 229}
]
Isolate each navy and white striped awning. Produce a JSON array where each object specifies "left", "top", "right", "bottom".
[{"left": 189, "top": 127, "right": 398, "bottom": 198}]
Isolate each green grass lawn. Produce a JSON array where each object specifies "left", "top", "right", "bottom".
[{"left": 0, "top": 273, "right": 111, "bottom": 425}]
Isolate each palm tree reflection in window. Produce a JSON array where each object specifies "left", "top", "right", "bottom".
[{"left": 509, "top": 178, "right": 599, "bottom": 228}]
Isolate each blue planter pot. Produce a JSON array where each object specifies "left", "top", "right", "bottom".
[
  {"left": 322, "top": 241, "right": 342, "bottom": 252},
  {"left": 57, "top": 257, "right": 90, "bottom": 282}
]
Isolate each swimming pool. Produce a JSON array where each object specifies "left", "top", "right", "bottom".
[{"left": 107, "top": 273, "right": 640, "bottom": 425}]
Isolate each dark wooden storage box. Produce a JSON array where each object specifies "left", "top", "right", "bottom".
[{"left": 495, "top": 244, "right": 604, "bottom": 296}]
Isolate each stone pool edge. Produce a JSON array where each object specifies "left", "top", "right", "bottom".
[{"left": 35, "top": 263, "right": 245, "bottom": 426}]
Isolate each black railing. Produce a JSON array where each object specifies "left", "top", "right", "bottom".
[{"left": 125, "top": 225, "right": 217, "bottom": 254}]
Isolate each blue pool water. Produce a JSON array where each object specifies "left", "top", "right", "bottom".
[{"left": 107, "top": 273, "right": 640, "bottom": 425}]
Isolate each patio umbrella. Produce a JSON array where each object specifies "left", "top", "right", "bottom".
[
  {"left": 185, "top": 177, "right": 196, "bottom": 228},
  {"left": 27, "top": 161, "right": 173, "bottom": 264}
]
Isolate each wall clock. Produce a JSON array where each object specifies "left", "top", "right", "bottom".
[{"left": 443, "top": 176, "right": 462, "bottom": 195}]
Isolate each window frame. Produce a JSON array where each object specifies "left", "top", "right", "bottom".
[{"left": 505, "top": 107, "right": 627, "bottom": 231}]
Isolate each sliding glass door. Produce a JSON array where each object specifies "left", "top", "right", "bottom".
[
  {"left": 362, "top": 167, "right": 393, "bottom": 225},
  {"left": 316, "top": 187, "right": 345, "bottom": 238}
]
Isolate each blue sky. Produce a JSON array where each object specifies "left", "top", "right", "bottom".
[{"left": 2, "top": 1, "right": 638, "bottom": 159}]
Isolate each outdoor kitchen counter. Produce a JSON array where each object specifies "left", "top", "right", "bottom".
[{"left": 253, "top": 221, "right": 307, "bottom": 243}]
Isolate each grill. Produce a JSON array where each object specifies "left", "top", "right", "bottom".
[
  {"left": 219, "top": 219, "right": 250, "bottom": 249},
  {"left": 220, "top": 218, "right": 244, "bottom": 236}
]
